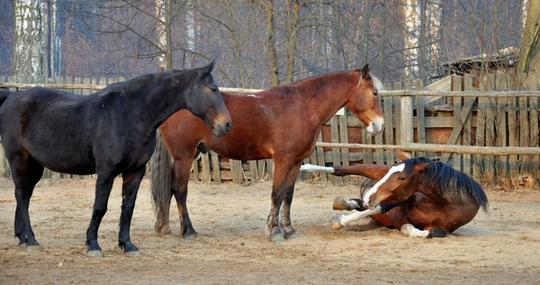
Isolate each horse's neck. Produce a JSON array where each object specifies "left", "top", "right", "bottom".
[
  {"left": 133, "top": 79, "right": 186, "bottom": 132},
  {"left": 301, "top": 72, "right": 355, "bottom": 126}
]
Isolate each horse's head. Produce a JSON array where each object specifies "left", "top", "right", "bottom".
[
  {"left": 345, "top": 64, "right": 384, "bottom": 134},
  {"left": 183, "top": 61, "right": 232, "bottom": 137},
  {"left": 362, "top": 159, "right": 430, "bottom": 210}
]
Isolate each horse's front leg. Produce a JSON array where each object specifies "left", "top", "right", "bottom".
[
  {"left": 266, "top": 158, "right": 299, "bottom": 241},
  {"left": 279, "top": 163, "right": 301, "bottom": 239},
  {"left": 172, "top": 158, "right": 198, "bottom": 238},
  {"left": 118, "top": 166, "right": 146, "bottom": 255},
  {"left": 86, "top": 173, "right": 115, "bottom": 257},
  {"left": 331, "top": 206, "right": 382, "bottom": 230}
]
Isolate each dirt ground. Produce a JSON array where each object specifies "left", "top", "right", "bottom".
[{"left": 1, "top": 177, "right": 540, "bottom": 285}]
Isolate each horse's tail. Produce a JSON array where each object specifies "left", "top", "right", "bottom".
[
  {"left": 0, "top": 89, "right": 11, "bottom": 107},
  {"left": 150, "top": 136, "right": 174, "bottom": 235}
]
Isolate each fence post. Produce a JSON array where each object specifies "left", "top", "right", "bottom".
[{"left": 400, "top": 95, "right": 414, "bottom": 146}]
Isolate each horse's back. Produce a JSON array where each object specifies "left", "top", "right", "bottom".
[{"left": 0, "top": 88, "right": 100, "bottom": 174}]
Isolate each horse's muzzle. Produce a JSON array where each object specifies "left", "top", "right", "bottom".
[
  {"left": 212, "top": 121, "right": 232, "bottom": 137},
  {"left": 366, "top": 116, "right": 384, "bottom": 134}
]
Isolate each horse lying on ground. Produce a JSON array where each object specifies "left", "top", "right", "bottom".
[
  {"left": 153, "top": 64, "right": 384, "bottom": 241},
  {"left": 0, "top": 62, "right": 231, "bottom": 256},
  {"left": 300, "top": 155, "right": 488, "bottom": 238}
]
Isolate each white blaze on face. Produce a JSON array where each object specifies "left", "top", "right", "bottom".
[{"left": 362, "top": 163, "right": 405, "bottom": 206}]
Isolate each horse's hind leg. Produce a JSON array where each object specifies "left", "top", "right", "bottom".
[
  {"left": 279, "top": 163, "right": 301, "bottom": 239},
  {"left": 173, "top": 157, "right": 198, "bottom": 238},
  {"left": 118, "top": 166, "right": 146, "bottom": 254},
  {"left": 10, "top": 154, "right": 44, "bottom": 246}
]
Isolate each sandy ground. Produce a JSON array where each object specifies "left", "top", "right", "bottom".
[{"left": 1, "top": 177, "right": 540, "bottom": 285}]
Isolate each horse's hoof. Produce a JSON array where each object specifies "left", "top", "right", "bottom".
[
  {"left": 86, "top": 250, "right": 104, "bottom": 258},
  {"left": 125, "top": 250, "right": 141, "bottom": 257},
  {"left": 282, "top": 225, "right": 297, "bottom": 240},
  {"left": 331, "top": 216, "right": 344, "bottom": 230},
  {"left": 156, "top": 224, "right": 172, "bottom": 235},
  {"left": 333, "top": 196, "right": 352, "bottom": 211},
  {"left": 182, "top": 226, "right": 198, "bottom": 239},
  {"left": 25, "top": 244, "right": 42, "bottom": 252},
  {"left": 267, "top": 227, "right": 284, "bottom": 242}
]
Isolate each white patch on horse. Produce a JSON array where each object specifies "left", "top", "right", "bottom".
[
  {"left": 363, "top": 163, "right": 405, "bottom": 206},
  {"left": 246, "top": 94, "right": 257, "bottom": 97},
  {"left": 366, "top": 116, "right": 384, "bottom": 134},
  {"left": 400, "top": 223, "right": 429, "bottom": 238},
  {"left": 299, "top": 164, "right": 335, "bottom": 173}
]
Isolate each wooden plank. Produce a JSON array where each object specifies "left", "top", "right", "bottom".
[
  {"left": 201, "top": 153, "right": 211, "bottom": 182},
  {"left": 393, "top": 82, "right": 404, "bottom": 148},
  {"left": 520, "top": 80, "right": 531, "bottom": 173},
  {"left": 399, "top": 95, "right": 414, "bottom": 145},
  {"left": 249, "top": 160, "right": 258, "bottom": 182},
  {"left": 192, "top": 157, "right": 200, "bottom": 181},
  {"left": 473, "top": 76, "right": 487, "bottom": 179},
  {"left": 495, "top": 72, "right": 509, "bottom": 177},
  {"left": 484, "top": 74, "right": 496, "bottom": 180},
  {"left": 257, "top": 160, "right": 267, "bottom": 180},
  {"left": 383, "top": 82, "right": 394, "bottom": 164},
  {"left": 414, "top": 80, "right": 426, "bottom": 157},
  {"left": 211, "top": 151, "right": 222, "bottom": 183},
  {"left": 339, "top": 115, "right": 350, "bottom": 166},
  {"left": 462, "top": 75, "right": 473, "bottom": 175},
  {"left": 507, "top": 78, "right": 519, "bottom": 176},
  {"left": 532, "top": 79, "right": 540, "bottom": 178},
  {"left": 450, "top": 75, "right": 462, "bottom": 170},
  {"left": 230, "top": 159, "right": 243, "bottom": 183},
  {"left": 315, "top": 132, "right": 326, "bottom": 181},
  {"left": 329, "top": 117, "right": 342, "bottom": 184}
]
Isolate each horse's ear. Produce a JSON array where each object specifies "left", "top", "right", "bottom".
[
  {"left": 413, "top": 162, "right": 430, "bottom": 173},
  {"left": 396, "top": 151, "right": 411, "bottom": 161},
  {"left": 203, "top": 60, "right": 216, "bottom": 74},
  {"left": 361, "top": 64, "right": 370, "bottom": 78}
]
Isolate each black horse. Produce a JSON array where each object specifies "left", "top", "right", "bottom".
[{"left": 0, "top": 62, "right": 231, "bottom": 256}]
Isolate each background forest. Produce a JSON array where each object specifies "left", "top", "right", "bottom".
[{"left": 0, "top": 0, "right": 527, "bottom": 87}]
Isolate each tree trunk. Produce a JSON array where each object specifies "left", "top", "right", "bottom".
[
  {"left": 517, "top": 0, "right": 540, "bottom": 85},
  {"left": 285, "top": 0, "right": 300, "bottom": 83},
  {"left": 13, "top": 0, "right": 44, "bottom": 82},
  {"left": 261, "top": 0, "right": 280, "bottom": 86},
  {"left": 403, "top": 0, "right": 420, "bottom": 78}
]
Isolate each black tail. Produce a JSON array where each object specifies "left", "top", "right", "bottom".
[{"left": 0, "top": 89, "right": 10, "bottom": 106}]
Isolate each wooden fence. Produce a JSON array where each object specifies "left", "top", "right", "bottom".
[{"left": 0, "top": 73, "right": 539, "bottom": 184}]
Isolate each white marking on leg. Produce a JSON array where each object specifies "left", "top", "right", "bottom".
[
  {"left": 363, "top": 163, "right": 405, "bottom": 206},
  {"left": 346, "top": 200, "right": 359, "bottom": 209},
  {"left": 400, "top": 223, "right": 429, "bottom": 238},
  {"left": 335, "top": 206, "right": 382, "bottom": 227},
  {"left": 299, "top": 164, "right": 335, "bottom": 173}
]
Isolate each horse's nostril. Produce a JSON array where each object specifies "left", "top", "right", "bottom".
[{"left": 225, "top": 122, "right": 232, "bottom": 131}]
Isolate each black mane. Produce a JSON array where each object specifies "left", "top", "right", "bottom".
[{"left": 403, "top": 157, "right": 489, "bottom": 212}]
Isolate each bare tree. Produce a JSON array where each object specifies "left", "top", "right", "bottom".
[{"left": 13, "top": 0, "right": 44, "bottom": 82}]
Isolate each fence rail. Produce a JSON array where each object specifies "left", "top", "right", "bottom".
[{"left": 0, "top": 73, "right": 539, "bottom": 184}]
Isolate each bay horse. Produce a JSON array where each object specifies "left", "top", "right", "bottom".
[
  {"left": 152, "top": 64, "right": 384, "bottom": 241},
  {"left": 300, "top": 154, "right": 488, "bottom": 238},
  {"left": 0, "top": 62, "right": 231, "bottom": 256}
]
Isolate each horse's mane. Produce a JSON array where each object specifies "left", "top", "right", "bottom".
[{"left": 404, "top": 157, "right": 489, "bottom": 212}]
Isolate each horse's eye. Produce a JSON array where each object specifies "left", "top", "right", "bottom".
[
  {"left": 210, "top": 86, "right": 219, "bottom": 92},
  {"left": 398, "top": 176, "right": 406, "bottom": 181},
  {"left": 373, "top": 90, "right": 378, "bottom": 96}
]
